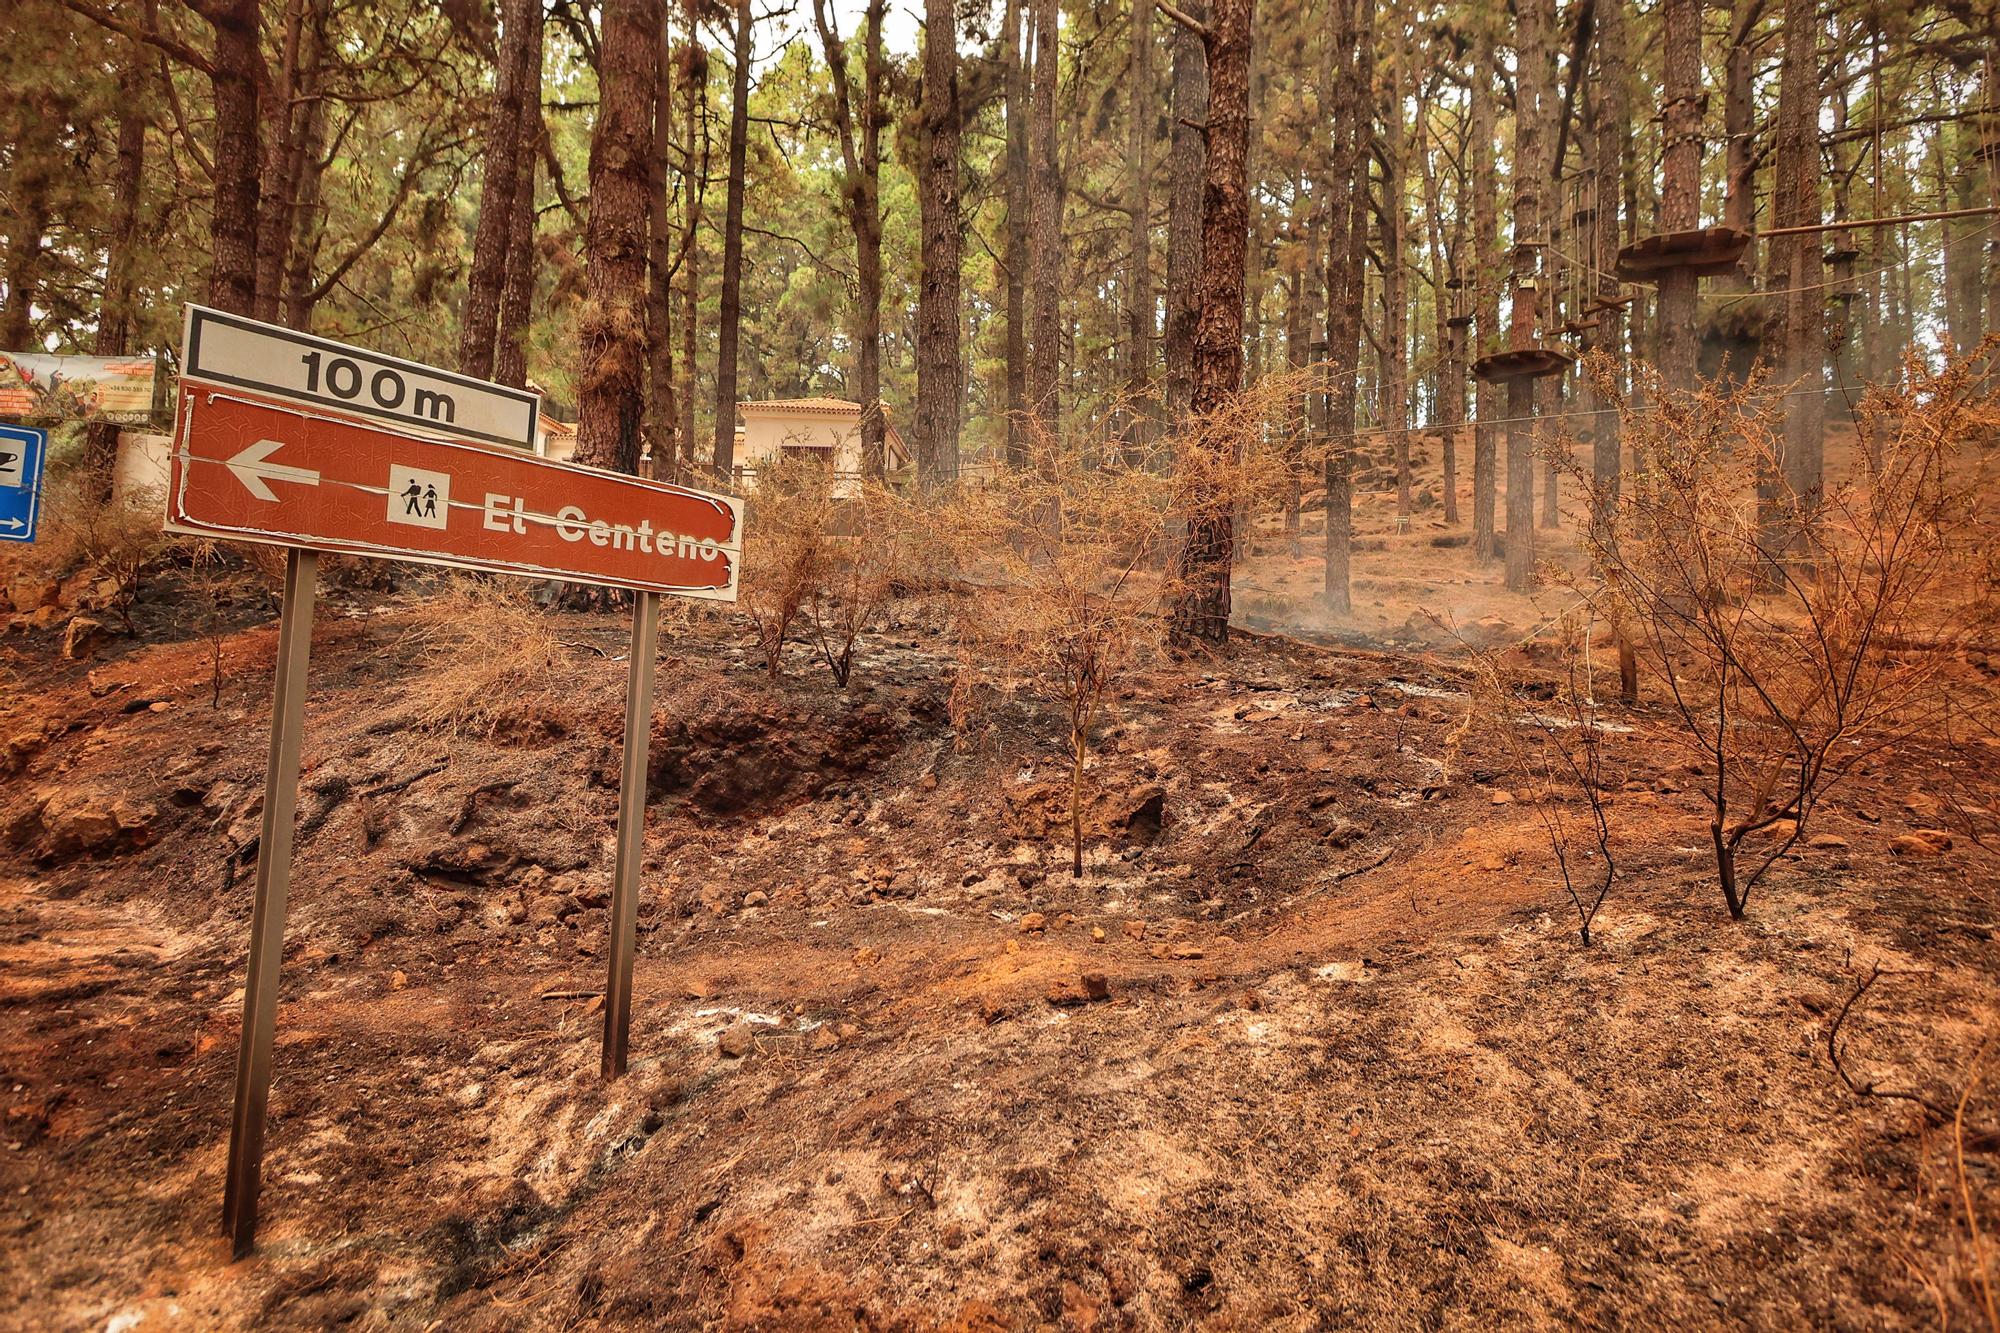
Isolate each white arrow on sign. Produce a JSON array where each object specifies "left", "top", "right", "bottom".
[
  {"left": 0, "top": 518, "right": 22, "bottom": 531},
  {"left": 227, "top": 439, "right": 322, "bottom": 502}
]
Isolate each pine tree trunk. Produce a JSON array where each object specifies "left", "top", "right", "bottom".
[
  {"left": 1323, "top": 0, "right": 1372, "bottom": 615},
  {"left": 710, "top": 0, "right": 753, "bottom": 481},
  {"left": 83, "top": 93, "right": 148, "bottom": 499},
  {"left": 678, "top": 37, "right": 707, "bottom": 474},
  {"left": 1768, "top": 0, "right": 1822, "bottom": 521},
  {"left": 1719, "top": 0, "right": 1757, "bottom": 293},
  {"left": 460, "top": 0, "right": 539, "bottom": 378},
  {"left": 574, "top": 0, "right": 657, "bottom": 476},
  {"left": 643, "top": 11, "right": 675, "bottom": 472},
  {"left": 1027, "top": 0, "right": 1063, "bottom": 440},
  {"left": 1003, "top": 0, "right": 1030, "bottom": 467},
  {"left": 252, "top": 0, "right": 308, "bottom": 324},
  {"left": 814, "top": 0, "right": 886, "bottom": 476},
  {"left": 279, "top": 80, "right": 330, "bottom": 331},
  {"left": 1125, "top": 0, "right": 1154, "bottom": 452},
  {"left": 916, "top": 0, "right": 961, "bottom": 487},
  {"left": 1418, "top": 116, "right": 1461, "bottom": 528},
  {"left": 1162, "top": 1, "right": 1208, "bottom": 430},
  {"left": 1470, "top": 32, "right": 1501, "bottom": 563},
  {"left": 0, "top": 85, "right": 55, "bottom": 350},
  {"left": 203, "top": 0, "right": 266, "bottom": 316},
  {"left": 1589, "top": 0, "right": 1627, "bottom": 506},
  {"left": 496, "top": 117, "right": 541, "bottom": 391},
  {"left": 1379, "top": 37, "right": 1410, "bottom": 531},
  {"left": 1167, "top": 0, "right": 1255, "bottom": 644},
  {"left": 1985, "top": 49, "right": 2000, "bottom": 342},
  {"left": 496, "top": 8, "right": 547, "bottom": 389},
  {"left": 1505, "top": 0, "right": 1553, "bottom": 592},
  {"left": 1656, "top": 0, "right": 1702, "bottom": 393}
]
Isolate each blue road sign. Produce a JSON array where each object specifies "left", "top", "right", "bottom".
[{"left": 0, "top": 423, "right": 47, "bottom": 543}]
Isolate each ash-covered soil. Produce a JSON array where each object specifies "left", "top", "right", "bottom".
[{"left": 1, "top": 574, "right": 1996, "bottom": 1331}]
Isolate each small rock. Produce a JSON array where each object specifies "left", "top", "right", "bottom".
[
  {"left": 1891, "top": 829, "right": 1953, "bottom": 857},
  {"left": 1018, "top": 912, "right": 1047, "bottom": 932},
  {"left": 1081, "top": 972, "right": 1111, "bottom": 1001},
  {"left": 1014, "top": 865, "right": 1045, "bottom": 890},
  {"left": 61, "top": 617, "right": 111, "bottom": 661},
  {"left": 1806, "top": 833, "right": 1849, "bottom": 850},
  {"left": 1171, "top": 945, "right": 1205, "bottom": 960},
  {"left": 1490, "top": 790, "right": 1514, "bottom": 805},
  {"left": 851, "top": 946, "right": 879, "bottom": 967},
  {"left": 390, "top": 970, "right": 408, "bottom": 990},
  {"left": 1122, "top": 920, "right": 1146, "bottom": 940},
  {"left": 1091, "top": 926, "right": 1106, "bottom": 943},
  {"left": 1045, "top": 980, "right": 1088, "bottom": 1007},
  {"left": 718, "top": 1021, "right": 756, "bottom": 1058},
  {"left": 742, "top": 889, "right": 769, "bottom": 908},
  {"left": 809, "top": 1025, "right": 840, "bottom": 1051}
]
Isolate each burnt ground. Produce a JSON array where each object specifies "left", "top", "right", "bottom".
[{"left": 0, "top": 572, "right": 1996, "bottom": 1331}]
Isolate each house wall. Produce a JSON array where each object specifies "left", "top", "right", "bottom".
[{"left": 737, "top": 413, "right": 866, "bottom": 496}]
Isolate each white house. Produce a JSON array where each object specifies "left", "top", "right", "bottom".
[{"left": 733, "top": 398, "right": 909, "bottom": 496}]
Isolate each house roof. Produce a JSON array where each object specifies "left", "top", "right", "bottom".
[{"left": 739, "top": 397, "right": 869, "bottom": 417}]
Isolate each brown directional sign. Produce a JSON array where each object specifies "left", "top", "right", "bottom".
[
  {"left": 175, "top": 362, "right": 743, "bottom": 1259},
  {"left": 167, "top": 382, "right": 741, "bottom": 597}
]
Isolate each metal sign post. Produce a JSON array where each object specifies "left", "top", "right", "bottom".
[
  {"left": 0, "top": 423, "right": 48, "bottom": 543},
  {"left": 170, "top": 320, "right": 742, "bottom": 1256},
  {"left": 602, "top": 591, "right": 660, "bottom": 1079},
  {"left": 220, "top": 548, "right": 318, "bottom": 1258}
]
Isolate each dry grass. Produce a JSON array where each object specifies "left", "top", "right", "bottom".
[{"left": 396, "top": 575, "right": 588, "bottom": 739}]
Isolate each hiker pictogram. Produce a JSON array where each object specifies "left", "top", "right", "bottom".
[{"left": 387, "top": 463, "right": 451, "bottom": 531}]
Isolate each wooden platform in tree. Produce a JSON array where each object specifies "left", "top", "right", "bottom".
[
  {"left": 1472, "top": 347, "right": 1574, "bottom": 382},
  {"left": 1613, "top": 226, "right": 1754, "bottom": 281}
]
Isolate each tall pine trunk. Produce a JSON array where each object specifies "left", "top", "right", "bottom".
[
  {"left": 644, "top": 9, "right": 676, "bottom": 470},
  {"left": 460, "top": 0, "right": 539, "bottom": 377},
  {"left": 1027, "top": 0, "right": 1062, "bottom": 440},
  {"left": 678, "top": 39, "right": 707, "bottom": 474},
  {"left": 1167, "top": 0, "right": 1256, "bottom": 644},
  {"left": 1323, "top": 0, "right": 1373, "bottom": 614},
  {"left": 1125, "top": 0, "right": 1154, "bottom": 451},
  {"left": 1656, "top": 0, "right": 1702, "bottom": 393},
  {"left": 1470, "top": 31, "right": 1500, "bottom": 563},
  {"left": 496, "top": 8, "right": 547, "bottom": 389},
  {"left": 1504, "top": 0, "right": 1553, "bottom": 593},
  {"left": 815, "top": 0, "right": 887, "bottom": 475},
  {"left": 1767, "top": 0, "right": 1822, "bottom": 526},
  {"left": 1589, "top": 0, "right": 1627, "bottom": 507},
  {"left": 1379, "top": 34, "right": 1410, "bottom": 531},
  {"left": 84, "top": 92, "right": 148, "bottom": 499},
  {"left": 1162, "top": 1, "right": 1208, "bottom": 429},
  {"left": 916, "top": 0, "right": 961, "bottom": 487},
  {"left": 1003, "top": 0, "right": 1030, "bottom": 466},
  {"left": 203, "top": 0, "right": 266, "bottom": 315},
  {"left": 573, "top": 0, "right": 657, "bottom": 476},
  {"left": 710, "top": 0, "right": 753, "bottom": 480}
]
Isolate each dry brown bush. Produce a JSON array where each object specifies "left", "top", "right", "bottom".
[
  {"left": 1565, "top": 350, "right": 1997, "bottom": 919},
  {"left": 935, "top": 428, "right": 1184, "bottom": 877},
  {"left": 737, "top": 452, "right": 840, "bottom": 677},
  {"left": 1439, "top": 610, "right": 1626, "bottom": 946},
  {"left": 804, "top": 482, "right": 914, "bottom": 687},
  {"left": 0, "top": 472, "right": 172, "bottom": 631},
  {"left": 397, "top": 575, "right": 588, "bottom": 739}
]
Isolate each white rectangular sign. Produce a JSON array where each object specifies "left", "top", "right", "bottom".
[{"left": 180, "top": 305, "right": 541, "bottom": 449}]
